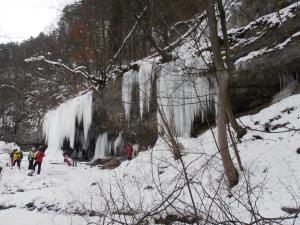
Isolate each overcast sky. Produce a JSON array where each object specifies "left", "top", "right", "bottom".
[{"left": 0, "top": 0, "right": 78, "bottom": 43}]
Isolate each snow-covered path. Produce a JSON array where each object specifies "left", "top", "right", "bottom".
[{"left": 0, "top": 157, "right": 103, "bottom": 224}]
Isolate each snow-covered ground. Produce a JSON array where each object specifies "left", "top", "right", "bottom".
[{"left": 0, "top": 94, "right": 300, "bottom": 225}]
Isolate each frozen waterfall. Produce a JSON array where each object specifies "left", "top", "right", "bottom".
[
  {"left": 43, "top": 91, "right": 93, "bottom": 159},
  {"left": 121, "top": 59, "right": 215, "bottom": 137},
  {"left": 122, "top": 62, "right": 153, "bottom": 120},
  {"left": 157, "top": 62, "right": 213, "bottom": 137}
]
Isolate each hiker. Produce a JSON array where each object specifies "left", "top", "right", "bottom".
[
  {"left": 123, "top": 143, "right": 133, "bottom": 160},
  {"left": 28, "top": 147, "right": 35, "bottom": 170},
  {"left": 33, "top": 146, "right": 45, "bottom": 175},
  {"left": 11, "top": 149, "right": 23, "bottom": 169},
  {"left": 71, "top": 150, "right": 78, "bottom": 167},
  {"left": 10, "top": 149, "right": 17, "bottom": 167}
]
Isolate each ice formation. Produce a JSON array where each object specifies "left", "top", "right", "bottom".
[
  {"left": 132, "top": 144, "right": 139, "bottom": 156},
  {"left": 122, "top": 61, "right": 154, "bottom": 120},
  {"left": 43, "top": 91, "right": 93, "bottom": 155},
  {"left": 122, "top": 70, "right": 138, "bottom": 120},
  {"left": 138, "top": 63, "right": 153, "bottom": 118},
  {"left": 157, "top": 61, "right": 214, "bottom": 137},
  {"left": 273, "top": 71, "right": 300, "bottom": 103},
  {"left": 114, "top": 131, "right": 124, "bottom": 154},
  {"left": 93, "top": 132, "right": 110, "bottom": 160},
  {"left": 278, "top": 71, "right": 299, "bottom": 90},
  {"left": 122, "top": 59, "right": 215, "bottom": 137}
]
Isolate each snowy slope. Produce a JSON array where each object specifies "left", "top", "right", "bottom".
[{"left": 0, "top": 94, "right": 300, "bottom": 224}]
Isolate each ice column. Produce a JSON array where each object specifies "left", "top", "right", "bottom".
[
  {"left": 43, "top": 91, "right": 93, "bottom": 152},
  {"left": 93, "top": 132, "right": 109, "bottom": 160},
  {"left": 114, "top": 131, "right": 124, "bottom": 155},
  {"left": 157, "top": 62, "right": 212, "bottom": 137},
  {"left": 122, "top": 61, "right": 153, "bottom": 120}
]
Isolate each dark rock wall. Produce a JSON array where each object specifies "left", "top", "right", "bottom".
[{"left": 228, "top": 2, "right": 300, "bottom": 112}]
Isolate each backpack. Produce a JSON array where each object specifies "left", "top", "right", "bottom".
[
  {"left": 13, "top": 151, "right": 20, "bottom": 161},
  {"left": 28, "top": 151, "right": 34, "bottom": 160}
]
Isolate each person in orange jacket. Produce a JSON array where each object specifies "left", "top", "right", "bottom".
[
  {"left": 123, "top": 143, "right": 133, "bottom": 160},
  {"left": 33, "top": 146, "right": 46, "bottom": 174}
]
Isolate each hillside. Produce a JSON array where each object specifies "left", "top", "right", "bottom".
[{"left": 0, "top": 94, "right": 299, "bottom": 224}]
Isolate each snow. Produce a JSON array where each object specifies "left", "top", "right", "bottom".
[
  {"left": 234, "top": 1, "right": 300, "bottom": 32},
  {"left": 0, "top": 209, "right": 90, "bottom": 225},
  {"left": 230, "top": 1, "right": 300, "bottom": 70},
  {"left": 234, "top": 47, "right": 268, "bottom": 69},
  {"left": 43, "top": 91, "right": 93, "bottom": 161},
  {"left": 234, "top": 28, "right": 300, "bottom": 70},
  {"left": 0, "top": 141, "right": 20, "bottom": 152},
  {"left": 1, "top": 94, "right": 300, "bottom": 224}
]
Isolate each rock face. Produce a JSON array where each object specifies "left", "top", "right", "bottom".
[{"left": 228, "top": 1, "right": 300, "bottom": 112}]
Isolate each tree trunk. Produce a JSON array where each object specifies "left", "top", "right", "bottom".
[
  {"left": 216, "top": 0, "right": 247, "bottom": 139},
  {"left": 227, "top": 122, "right": 244, "bottom": 171},
  {"left": 226, "top": 97, "right": 247, "bottom": 139},
  {"left": 205, "top": 0, "right": 238, "bottom": 188},
  {"left": 217, "top": 70, "right": 239, "bottom": 188}
]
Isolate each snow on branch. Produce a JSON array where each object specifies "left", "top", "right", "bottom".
[
  {"left": 25, "top": 56, "right": 141, "bottom": 93},
  {"left": 25, "top": 56, "right": 106, "bottom": 91},
  {"left": 0, "top": 84, "right": 24, "bottom": 93}
]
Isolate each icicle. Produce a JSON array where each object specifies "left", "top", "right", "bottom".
[
  {"left": 93, "top": 132, "right": 108, "bottom": 160},
  {"left": 133, "top": 144, "right": 139, "bottom": 156},
  {"left": 156, "top": 62, "right": 214, "bottom": 137},
  {"left": 137, "top": 63, "right": 153, "bottom": 119},
  {"left": 43, "top": 91, "right": 93, "bottom": 154},
  {"left": 122, "top": 61, "right": 153, "bottom": 120},
  {"left": 278, "top": 71, "right": 300, "bottom": 91},
  {"left": 114, "top": 131, "right": 124, "bottom": 155},
  {"left": 122, "top": 70, "right": 137, "bottom": 121}
]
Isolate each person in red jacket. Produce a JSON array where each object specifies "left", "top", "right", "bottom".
[
  {"left": 123, "top": 143, "right": 133, "bottom": 160},
  {"left": 33, "top": 146, "right": 46, "bottom": 174}
]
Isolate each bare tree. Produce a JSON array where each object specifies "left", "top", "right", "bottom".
[{"left": 205, "top": 0, "right": 239, "bottom": 188}]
